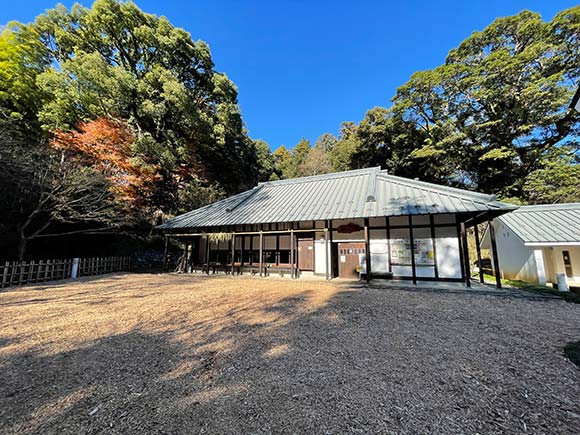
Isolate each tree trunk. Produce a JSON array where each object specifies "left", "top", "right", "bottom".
[{"left": 17, "top": 232, "right": 27, "bottom": 261}]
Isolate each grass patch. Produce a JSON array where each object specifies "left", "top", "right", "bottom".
[
  {"left": 564, "top": 341, "right": 580, "bottom": 369},
  {"left": 473, "top": 272, "right": 580, "bottom": 304}
]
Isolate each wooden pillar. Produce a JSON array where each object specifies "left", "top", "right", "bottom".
[
  {"left": 430, "top": 215, "right": 439, "bottom": 279},
  {"left": 364, "top": 218, "right": 371, "bottom": 283},
  {"left": 386, "top": 217, "right": 392, "bottom": 273},
  {"left": 460, "top": 221, "right": 471, "bottom": 287},
  {"left": 241, "top": 235, "right": 245, "bottom": 266},
  {"left": 249, "top": 234, "right": 254, "bottom": 265},
  {"left": 474, "top": 223, "right": 484, "bottom": 284},
  {"left": 259, "top": 230, "right": 264, "bottom": 277},
  {"left": 409, "top": 216, "right": 417, "bottom": 285},
  {"left": 163, "top": 235, "right": 169, "bottom": 272},
  {"left": 489, "top": 220, "right": 502, "bottom": 288},
  {"left": 324, "top": 223, "right": 329, "bottom": 280},
  {"left": 205, "top": 236, "right": 210, "bottom": 274},
  {"left": 183, "top": 240, "right": 189, "bottom": 273},
  {"left": 328, "top": 220, "right": 333, "bottom": 279},
  {"left": 290, "top": 227, "right": 295, "bottom": 279},
  {"left": 231, "top": 233, "right": 236, "bottom": 275}
]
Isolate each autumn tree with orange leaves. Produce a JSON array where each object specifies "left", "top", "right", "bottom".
[{"left": 51, "top": 117, "right": 159, "bottom": 205}]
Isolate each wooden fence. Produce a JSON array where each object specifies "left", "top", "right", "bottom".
[{"left": 1, "top": 256, "right": 131, "bottom": 289}]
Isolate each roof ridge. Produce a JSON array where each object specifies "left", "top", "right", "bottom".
[
  {"left": 516, "top": 203, "right": 580, "bottom": 211},
  {"left": 377, "top": 173, "right": 497, "bottom": 203},
  {"left": 258, "top": 166, "right": 381, "bottom": 187}
]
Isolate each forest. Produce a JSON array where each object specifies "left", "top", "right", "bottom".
[{"left": 1, "top": 0, "right": 579, "bottom": 260}]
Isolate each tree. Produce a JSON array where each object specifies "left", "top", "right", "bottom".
[
  {"left": 51, "top": 117, "right": 158, "bottom": 204},
  {"left": 291, "top": 138, "right": 312, "bottom": 177},
  {"left": 1, "top": 0, "right": 272, "bottom": 258},
  {"left": 523, "top": 148, "right": 580, "bottom": 204},
  {"left": 389, "top": 8, "right": 580, "bottom": 197},
  {"left": 329, "top": 122, "right": 360, "bottom": 172},
  {"left": 272, "top": 146, "right": 293, "bottom": 179},
  {"left": 0, "top": 124, "right": 130, "bottom": 260},
  {"left": 253, "top": 139, "right": 276, "bottom": 181},
  {"left": 315, "top": 133, "right": 337, "bottom": 152},
  {"left": 21, "top": 0, "right": 263, "bottom": 210},
  {"left": 300, "top": 144, "right": 333, "bottom": 176}
]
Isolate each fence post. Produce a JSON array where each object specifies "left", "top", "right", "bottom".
[
  {"left": 29, "top": 261, "right": 35, "bottom": 283},
  {"left": 71, "top": 258, "right": 80, "bottom": 279},
  {"left": 36, "top": 260, "right": 43, "bottom": 282},
  {"left": 2, "top": 262, "right": 8, "bottom": 288},
  {"left": 2, "top": 262, "right": 7, "bottom": 288},
  {"left": 19, "top": 261, "right": 25, "bottom": 285}
]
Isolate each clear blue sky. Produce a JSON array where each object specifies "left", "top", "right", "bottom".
[{"left": 1, "top": 1, "right": 577, "bottom": 150}]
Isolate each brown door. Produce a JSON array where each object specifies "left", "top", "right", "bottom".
[
  {"left": 297, "top": 239, "right": 314, "bottom": 271},
  {"left": 338, "top": 242, "right": 365, "bottom": 278}
]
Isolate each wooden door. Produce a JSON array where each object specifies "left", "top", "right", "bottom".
[
  {"left": 298, "top": 239, "right": 314, "bottom": 271},
  {"left": 338, "top": 242, "right": 365, "bottom": 278}
]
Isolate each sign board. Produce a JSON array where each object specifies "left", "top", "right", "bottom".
[{"left": 337, "top": 223, "right": 362, "bottom": 234}]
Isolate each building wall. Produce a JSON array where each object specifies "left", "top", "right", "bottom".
[
  {"left": 492, "top": 221, "right": 539, "bottom": 283},
  {"left": 545, "top": 246, "right": 580, "bottom": 284},
  {"left": 187, "top": 213, "right": 464, "bottom": 281},
  {"left": 434, "top": 227, "right": 462, "bottom": 279},
  {"left": 314, "top": 234, "right": 328, "bottom": 275},
  {"left": 329, "top": 214, "right": 462, "bottom": 280}
]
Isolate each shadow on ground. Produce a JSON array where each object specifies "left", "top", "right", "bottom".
[
  {"left": 1, "top": 275, "right": 580, "bottom": 434},
  {"left": 564, "top": 340, "right": 580, "bottom": 369}
]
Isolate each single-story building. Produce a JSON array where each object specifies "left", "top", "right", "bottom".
[
  {"left": 158, "top": 167, "right": 516, "bottom": 287},
  {"left": 481, "top": 203, "right": 580, "bottom": 289}
]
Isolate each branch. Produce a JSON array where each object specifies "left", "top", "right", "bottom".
[{"left": 29, "top": 227, "right": 122, "bottom": 239}]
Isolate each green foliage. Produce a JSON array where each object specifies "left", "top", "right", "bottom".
[
  {"left": 177, "top": 178, "right": 225, "bottom": 214},
  {"left": 283, "top": 6, "right": 580, "bottom": 200},
  {"left": 22, "top": 0, "right": 265, "bottom": 207},
  {"left": 253, "top": 139, "right": 277, "bottom": 181},
  {"left": 0, "top": 0, "right": 271, "bottom": 258},
  {"left": 523, "top": 148, "right": 580, "bottom": 204},
  {"left": 389, "top": 7, "right": 580, "bottom": 197}
]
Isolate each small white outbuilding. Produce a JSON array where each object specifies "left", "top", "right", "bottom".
[{"left": 482, "top": 203, "right": 580, "bottom": 289}]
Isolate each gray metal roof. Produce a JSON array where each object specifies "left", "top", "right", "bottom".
[
  {"left": 497, "top": 203, "right": 580, "bottom": 245},
  {"left": 158, "top": 167, "right": 516, "bottom": 230}
]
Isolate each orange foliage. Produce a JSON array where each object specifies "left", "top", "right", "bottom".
[{"left": 51, "top": 117, "right": 157, "bottom": 204}]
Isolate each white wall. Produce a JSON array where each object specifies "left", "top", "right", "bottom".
[
  {"left": 314, "top": 237, "right": 328, "bottom": 275},
  {"left": 370, "top": 239, "right": 390, "bottom": 273},
  {"left": 492, "top": 222, "right": 539, "bottom": 283},
  {"left": 434, "top": 227, "right": 462, "bottom": 279}
]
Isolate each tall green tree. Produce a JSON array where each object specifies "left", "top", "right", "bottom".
[
  {"left": 389, "top": 7, "right": 580, "bottom": 197},
  {"left": 23, "top": 0, "right": 263, "bottom": 210},
  {"left": 0, "top": 0, "right": 269, "bottom": 258},
  {"left": 523, "top": 147, "right": 580, "bottom": 204}
]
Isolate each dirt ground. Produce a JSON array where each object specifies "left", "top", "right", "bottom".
[{"left": 1, "top": 273, "right": 580, "bottom": 435}]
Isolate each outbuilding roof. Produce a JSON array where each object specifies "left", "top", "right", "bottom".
[
  {"left": 158, "top": 167, "right": 516, "bottom": 230},
  {"left": 494, "top": 203, "right": 580, "bottom": 245}
]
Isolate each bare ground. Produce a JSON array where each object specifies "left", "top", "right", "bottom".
[{"left": 1, "top": 273, "right": 580, "bottom": 434}]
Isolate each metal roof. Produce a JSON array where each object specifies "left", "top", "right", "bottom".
[
  {"left": 496, "top": 203, "right": 580, "bottom": 245},
  {"left": 158, "top": 167, "right": 516, "bottom": 230}
]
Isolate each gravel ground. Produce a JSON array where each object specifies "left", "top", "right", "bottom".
[{"left": 1, "top": 273, "right": 580, "bottom": 434}]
